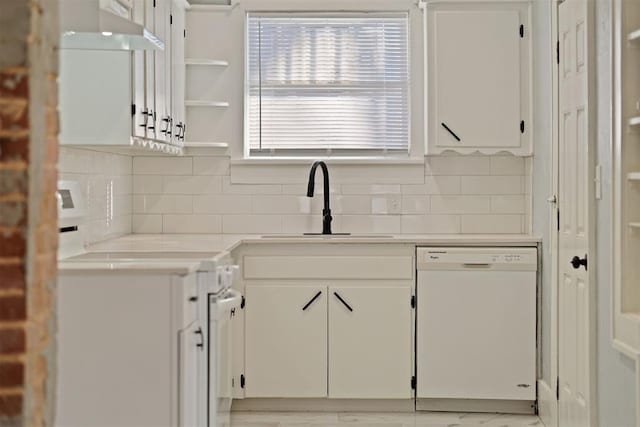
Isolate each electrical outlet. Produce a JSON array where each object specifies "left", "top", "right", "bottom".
[{"left": 371, "top": 195, "right": 401, "bottom": 215}]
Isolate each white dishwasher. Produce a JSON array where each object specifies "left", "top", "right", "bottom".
[{"left": 416, "top": 247, "right": 537, "bottom": 407}]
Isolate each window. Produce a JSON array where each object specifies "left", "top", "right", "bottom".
[{"left": 246, "top": 13, "right": 410, "bottom": 157}]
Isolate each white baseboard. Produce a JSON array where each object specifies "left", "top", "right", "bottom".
[
  {"left": 416, "top": 398, "right": 535, "bottom": 414},
  {"left": 232, "top": 398, "right": 415, "bottom": 412},
  {"left": 537, "top": 379, "right": 558, "bottom": 427}
]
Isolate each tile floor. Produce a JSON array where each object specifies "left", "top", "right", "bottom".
[{"left": 229, "top": 411, "right": 542, "bottom": 427}]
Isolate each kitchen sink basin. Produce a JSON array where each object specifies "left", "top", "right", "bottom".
[{"left": 261, "top": 234, "right": 394, "bottom": 239}]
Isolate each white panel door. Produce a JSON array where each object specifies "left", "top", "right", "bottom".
[
  {"left": 558, "top": 0, "right": 593, "bottom": 425},
  {"left": 432, "top": 9, "right": 521, "bottom": 149},
  {"left": 244, "top": 285, "right": 327, "bottom": 397},
  {"left": 328, "top": 285, "right": 412, "bottom": 399}
]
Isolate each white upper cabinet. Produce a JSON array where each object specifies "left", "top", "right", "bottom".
[
  {"left": 132, "top": 0, "right": 148, "bottom": 139},
  {"left": 171, "top": 0, "right": 188, "bottom": 145},
  {"left": 59, "top": 0, "right": 187, "bottom": 154},
  {"left": 425, "top": 1, "right": 532, "bottom": 156}
]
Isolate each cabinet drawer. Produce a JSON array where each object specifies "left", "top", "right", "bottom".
[{"left": 243, "top": 256, "right": 413, "bottom": 280}]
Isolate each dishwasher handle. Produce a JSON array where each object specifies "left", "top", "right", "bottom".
[{"left": 462, "top": 263, "right": 491, "bottom": 269}]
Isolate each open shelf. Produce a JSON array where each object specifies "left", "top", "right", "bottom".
[
  {"left": 185, "top": 58, "right": 229, "bottom": 66},
  {"left": 183, "top": 141, "right": 229, "bottom": 148},
  {"left": 188, "top": 3, "right": 239, "bottom": 12},
  {"left": 628, "top": 172, "right": 640, "bottom": 181},
  {"left": 185, "top": 100, "right": 229, "bottom": 107},
  {"left": 629, "top": 28, "right": 640, "bottom": 43},
  {"left": 630, "top": 116, "right": 640, "bottom": 127}
]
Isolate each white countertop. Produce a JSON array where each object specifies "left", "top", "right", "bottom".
[
  {"left": 57, "top": 259, "right": 205, "bottom": 275},
  {"left": 58, "top": 233, "right": 541, "bottom": 273},
  {"left": 87, "top": 233, "right": 541, "bottom": 251}
]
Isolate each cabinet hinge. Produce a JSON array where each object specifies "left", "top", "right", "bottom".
[
  {"left": 170, "top": 14, "right": 173, "bottom": 25},
  {"left": 241, "top": 296, "right": 246, "bottom": 309},
  {"left": 240, "top": 374, "right": 246, "bottom": 389},
  {"left": 411, "top": 376, "right": 416, "bottom": 390},
  {"left": 131, "top": 104, "right": 136, "bottom": 116},
  {"left": 520, "top": 120, "right": 525, "bottom": 134},
  {"left": 519, "top": 24, "right": 524, "bottom": 38},
  {"left": 556, "top": 40, "right": 560, "bottom": 65},
  {"left": 411, "top": 295, "right": 416, "bottom": 309}
]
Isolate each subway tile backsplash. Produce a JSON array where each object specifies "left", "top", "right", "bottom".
[
  {"left": 58, "top": 148, "right": 531, "bottom": 237},
  {"left": 58, "top": 147, "right": 132, "bottom": 245},
  {"left": 129, "top": 154, "right": 532, "bottom": 235}
]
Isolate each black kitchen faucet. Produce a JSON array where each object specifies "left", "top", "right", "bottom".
[{"left": 306, "top": 161, "right": 333, "bottom": 235}]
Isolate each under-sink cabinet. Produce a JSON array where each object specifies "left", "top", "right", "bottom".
[{"left": 233, "top": 244, "right": 415, "bottom": 402}]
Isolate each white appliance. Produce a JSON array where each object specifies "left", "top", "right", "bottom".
[
  {"left": 201, "top": 262, "right": 241, "bottom": 427},
  {"left": 416, "top": 247, "right": 537, "bottom": 405}
]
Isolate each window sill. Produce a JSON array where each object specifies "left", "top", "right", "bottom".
[
  {"left": 230, "top": 157, "right": 425, "bottom": 166},
  {"left": 229, "top": 157, "right": 426, "bottom": 184}
]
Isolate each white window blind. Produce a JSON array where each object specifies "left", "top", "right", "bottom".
[{"left": 246, "top": 13, "right": 410, "bottom": 156}]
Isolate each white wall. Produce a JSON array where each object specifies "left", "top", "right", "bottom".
[
  {"left": 595, "top": 1, "right": 636, "bottom": 426},
  {"left": 58, "top": 147, "right": 132, "bottom": 244}
]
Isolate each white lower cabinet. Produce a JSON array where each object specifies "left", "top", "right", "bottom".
[
  {"left": 56, "top": 272, "right": 202, "bottom": 427},
  {"left": 179, "top": 320, "right": 203, "bottom": 427},
  {"left": 245, "top": 285, "right": 328, "bottom": 398},
  {"left": 237, "top": 244, "right": 415, "bottom": 402},
  {"left": 328, "top": 286, "right": 412, "bottom": 399},
  {"left": 244, "top": 283, "right": 413, "bottom": 400}
]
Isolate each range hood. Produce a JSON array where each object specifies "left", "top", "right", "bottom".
[{"left": 60, "top": 0, "right": 164, "bottom": 51}]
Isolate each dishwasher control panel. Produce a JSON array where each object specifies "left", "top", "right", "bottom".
[{"left": 417, "top": 247, "right": 538, "bottom": 270}]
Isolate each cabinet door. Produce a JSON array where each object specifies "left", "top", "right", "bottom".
[
  {"left": 178, "top": 321, "right": 203, "bottom": 427},
  {"left": 245, "top": 285, "right": 327, "bottom": 397},
  {"left": 132, "top": 0, "right": 148, "bottom": 138},
  {"left": 155, "top": 0, "right": 171, "bottom": 142},
  {"left": 427, "top": 4, "right": 529, "bottom": 154},
  {"left": 145, "top": 0, "right": 157, "bottom": 139},
  {"left": 328, "top": 285, "right": 412, "bottom": 398},
  {"left": 59, "top": 50, "right": 132, "bottom": 146},
  {"left": 171, "top": 0, "right": 186, "bottom": 146}
]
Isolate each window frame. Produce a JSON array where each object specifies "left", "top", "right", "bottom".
[{"left": 242, "top": 9, "right": 415, "bottom": 161}]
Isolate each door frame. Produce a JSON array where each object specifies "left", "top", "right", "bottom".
[{"left": 548, "top": 0, "right": 599, "bottom": 426}]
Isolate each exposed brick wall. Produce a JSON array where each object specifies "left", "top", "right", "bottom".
[
  {"left": 0, "top": 1, "right": 58, "bottom": 426},
  {"left": 0, "top": 64, "right": 29, "bottom": 427}
]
